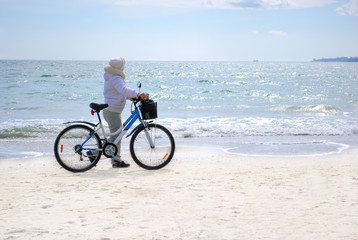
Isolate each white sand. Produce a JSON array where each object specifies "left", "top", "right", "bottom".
[{"left": 1, "top": 146, "right": 358, "bottom": 240}]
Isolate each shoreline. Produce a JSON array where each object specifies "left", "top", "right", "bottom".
[
  {"left": 223, "top": 141, "right": 350, "bottom": 157},
  {"left": 1, "top": 144, "right": 358, "bottom": 163},
  {"left": 1, "top": 146, "right": 358, "bottom": 239},
  {"left": 2, "top": 134, "right": 357, "bottom": 161}
]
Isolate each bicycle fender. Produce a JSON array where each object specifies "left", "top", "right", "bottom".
[
  {"left": 63, "top": 121, "right": 97, "bottom": 127},
  {"left": 126, "top": 123, "right": 143, "bottom": 138}
]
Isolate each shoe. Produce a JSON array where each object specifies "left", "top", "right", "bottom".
[{"left": 112, "top": 160, "right": 130, "bottom": 168}]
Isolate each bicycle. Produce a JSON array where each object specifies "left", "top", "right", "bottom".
[{"left": 54, "top": 82, "right": 175, "bottom": 172}]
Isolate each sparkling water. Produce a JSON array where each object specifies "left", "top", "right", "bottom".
[{"left": 1, "top": 60, "right": 358, "bottom": 159}]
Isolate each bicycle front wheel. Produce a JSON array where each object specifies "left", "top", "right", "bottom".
[
  {"left": 130, "top": 123, "right": 175, "bottom": 170},
  {"left": 54, "top": 124, "right": 102, "bottom": 172}
]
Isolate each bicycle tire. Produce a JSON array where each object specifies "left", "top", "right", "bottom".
[
  {"left": 130, "top": 123, "right": 175, "bottom": 170},
  {"left": 54, "top": 124, "right": 102, "bottom": 172}
]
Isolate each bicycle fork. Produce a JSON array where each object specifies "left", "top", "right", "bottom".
[
  {"left": 127, "top": 121, "right": 155, "bottom": 149},
  {"left": 143, "top": 127, "right": 155, "bottom": 149}
]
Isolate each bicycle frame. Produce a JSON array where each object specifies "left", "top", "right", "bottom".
[
  {"left": 83, "top": 101, "right": 155, "bottom": 152},
  {"left": 101, "top": 108, "right": 141, "bottom": 145}
]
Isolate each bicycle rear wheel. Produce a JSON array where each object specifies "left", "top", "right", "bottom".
[
  {"left": 54, "top": 124, "right": 102, "bottom": 172},
  {"left": 130, "top": 123, "right": 175, "bottom": 170}
]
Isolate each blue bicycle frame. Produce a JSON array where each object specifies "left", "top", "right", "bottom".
[{"left": 79, "top": 101, "right": 154, "bottom": 152}]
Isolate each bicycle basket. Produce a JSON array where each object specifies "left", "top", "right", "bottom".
[{"left": 140, "top": 99, "right": 158, "bottom": 120}]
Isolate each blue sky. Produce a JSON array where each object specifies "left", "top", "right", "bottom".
[{"left": 0, "top": 0, "right": 357, "bottom": 61}]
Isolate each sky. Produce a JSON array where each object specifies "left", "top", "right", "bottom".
[{"left": 0, "top": 0, "right": 357, "bottom": 61}]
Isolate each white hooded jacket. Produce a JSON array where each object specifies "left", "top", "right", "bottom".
[{"left": 103, "top": 73, "right": 138, "bottom": 112}]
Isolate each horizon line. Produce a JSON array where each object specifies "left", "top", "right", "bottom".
[{"left": 0, "top": 58, "right": 320, "bottom": 62}]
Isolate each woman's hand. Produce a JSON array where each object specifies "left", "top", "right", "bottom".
[
  {"left": 130, "top": 93, "right": 147, "bottom": 101},
  {"left": 137, "top": 93, "right": 147, "bottom": 99}
]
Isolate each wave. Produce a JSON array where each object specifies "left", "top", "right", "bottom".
[
  {"left": 0, "top": 119, "right": 65, "bottom": 139},
  {"left": 40, "top": 74, "right": 57, "bottom": 78},
  {"left": 271, "top": 104, "right": 342, "bottom": 115},
  {"left": 0, "top": 126, "right": 55, "bottom": 139},
  {"left": 3, "top": 106, "right": 43, "bottom": 111},
  {"left": 1, "top": 115, "right": 358, "bottom": 140},
  {"left": 158, "top": 116, "right": 358, "bottom": 139}
]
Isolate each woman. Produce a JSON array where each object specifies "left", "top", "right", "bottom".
[{"left": 103, "top": 57, "right": 146, "bottom": 168}]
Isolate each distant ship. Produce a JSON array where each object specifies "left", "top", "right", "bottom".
[{"left": 253, "top": 59, "right": 259, "bottom": 62}]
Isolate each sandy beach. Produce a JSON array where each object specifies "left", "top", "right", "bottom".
[{"left": 1, "top": 146, "right": 358, "bottom": 240}]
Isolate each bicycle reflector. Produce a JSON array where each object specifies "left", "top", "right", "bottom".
[{"left": 91, "top": 110, "right": 94, "bottom": 115}]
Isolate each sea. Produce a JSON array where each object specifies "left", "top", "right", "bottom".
[{"left": 1, "top": 60, "right": 358, "bottom": 160}]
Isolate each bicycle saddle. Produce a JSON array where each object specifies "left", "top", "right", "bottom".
[{"left": 89, "top": 103, "right": 109, "bottom": 112}]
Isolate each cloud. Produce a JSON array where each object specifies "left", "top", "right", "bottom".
[
  {"left": 228, "top": 0, "right": 263, "bottom": 9},
  {"left": 113, "top": 0, "right": 335, "bottom": 10},
  {"left": 114, "top": 0, "right": 200, "bottom": 8},
  {"left": 336, "top": 0, "right": 358, "bottom": 16},
  {"left": 269, "top": 30, "right": 287, "bottom": 36}
]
